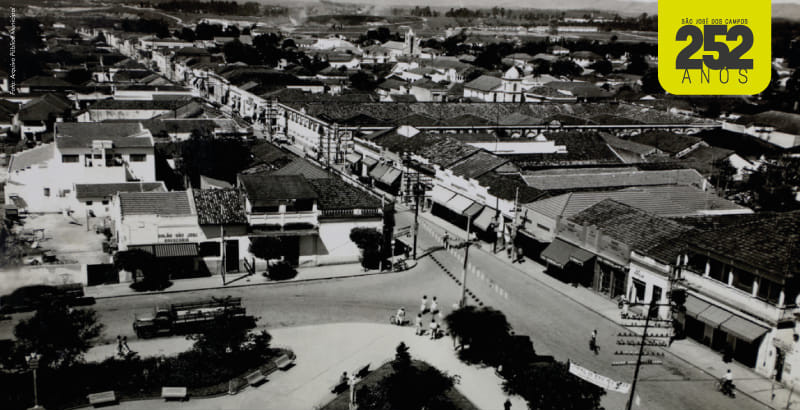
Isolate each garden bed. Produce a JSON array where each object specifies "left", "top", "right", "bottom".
[{"left": 321, "top": 360, "right": 478, "bottom": 410}]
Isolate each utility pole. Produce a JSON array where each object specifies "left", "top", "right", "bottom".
[
  {"left": 625, "top": 298, "right": 655, "bottom": 410},
  {"left": 458, "top": 226, "right": 477, "bottom": 308},
  {"left": 511, "top": 187, "right": 519, "bottom": 261},
  {"left": 412, "top": 172, "right": 421, "bottom": 260},
  {"left": 220, "top": 226, "right": 226, "bottom": 286}
]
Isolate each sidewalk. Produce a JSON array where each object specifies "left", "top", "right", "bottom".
[
  {"left": 416, "top": 210, "right": 798, "bottom": 409},
  {"left": 85, "top": 263, "right": 377, "bottom": 299},
  {"left": 80, "top": 323, "right": 526, "bottom": 410}
]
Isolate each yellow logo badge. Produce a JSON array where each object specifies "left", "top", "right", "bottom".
[{"left": 658, "top": 0, "right": 771, "bottom": 95}]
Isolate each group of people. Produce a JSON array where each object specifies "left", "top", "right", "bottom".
[
  {"left": 116, "top": 335, "right": 132, "bottom": 357},
  {"left": 395, "top": 295, "right": 443, "bottom": 339}
]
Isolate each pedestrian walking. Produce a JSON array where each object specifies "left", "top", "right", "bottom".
[
  {"left": 430, "top": 296, "right": 439, "bottom": 315},
  {"left": 504, "top": 398, "right": 512, "bottom": 410},
  {"left": 415, "top": 313, "right": 423, "bottom": 336},
  {"left": 590, "top": 329, "right": 599, "bottom": 354},
  {"left": 122, "top": 336, "right": 131, "bottom": 354},
  {"left": 443, "top": 232, "right": 450, "bottom": 249},
  {"left": 116, "top": 335, "right": 124, "bottom": 356},
  {"left": 420, "top": 295, "right": 428, "bottom": 313},
  {"left": 429, "top": 319, "right": 439, "bottom": 340}
]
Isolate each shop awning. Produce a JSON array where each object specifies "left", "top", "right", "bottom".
[
  {"left": 540, "top": 238, "right": 592, "bottom": 269},
  {"left": 473, "top": 207, "right": 497, "bottom": 231},
  {"left": 445, "top": 194, "right": 474, "bottom": 214},
  {"left": 720, "top": 316, "right": 769, "bottom": 343},
  {"left": 128, "top": 243, "right": 198, "bottom": 258},
  {"left": 569, "top": 246, "right": 594, "bottom": 265},
  {"left": 697, "top": 305, "right": 733, "bottom": 327},
  {"left": 345, "top": 153, "right": 362, "bottom": 163},
  {"left": 431, "top": 185, "right": 457, "bottom": 205},
  {"left": 684, "top": 295, "right": 712, "bottom": 318},
  {"left": 463, "top": 202, "right": 484, "bottom": 218},
  {"left": 379, "top": 167, "right": 402, "bottom": 186},
  {"left": 362, "top": 156, "right": 378, "bottom": 169},
  {"left": 369, "top": 163, "right": 391, "bottom": 180}
]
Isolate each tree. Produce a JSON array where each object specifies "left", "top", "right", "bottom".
[
  {"left": 444, "top": 306, "right": 511, "bottom": 366},
  {"left": 710, "top": 158, "right": 737, "bottom": 193},
  {"left": 349, "top": 70, "right": 378, "bottom": 92},
  {"left": 65, "top": 69, "right": 91, "bottom": 85},
  {"left": 503, "top": 361, "right": 605, "bottom": 410},
  {"left": 589, "top": 59, "right": 613, "bottom": 76},
  {"left": 550, "top": 59, "right": 583, "bottom": 77},
  {"left": 357, "top": 343, "right": 457, "bottom": 410},
  {"left": 249, "top": 236, "right": 289, "bottom": 267},
  {"left": 641, "top": 69, "right": 665, "bottom": 95},
  {"left": 114, "top": 249, "right": 169, "bottom": 291},
  {"left": 626, "top": 53, "right": 649, "bottom": 75},
  {"left": 179, "top": 135, "right": 252, "bottom": 187},
  {"left": 14, "top": 301, "right": 103, "bottom": 369},
  {"left": 350, "top": 227, "right": 382, "bottom": 269},
  {"left": 189, "top": 297, "right": 255, "bottom": 361}
]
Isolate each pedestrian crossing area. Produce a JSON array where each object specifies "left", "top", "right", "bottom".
[{"left": 421, "top": 221, "right": 510, "bottom": 301}]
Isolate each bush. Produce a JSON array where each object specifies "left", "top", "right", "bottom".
[{"left": 264, "top": 260, "right": 298, "bottom": 281}]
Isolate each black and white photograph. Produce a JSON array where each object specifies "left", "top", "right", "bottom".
[{"left": 0, "top": 0, "right": 799, "bottom": 409}]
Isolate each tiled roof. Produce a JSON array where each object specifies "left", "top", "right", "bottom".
[
  {"left": 476, "top": 171, "right": 547, "bottom": 204},
  {"left": 738, "top": 110, "right": 800, "bottom": 135},
  {"left": 239, "top": 174, "right": 318, "bottom": 206},
  {"left": 590, "top": 114, "right": 644, "bottom": 125},
  {"left": 439, "top": 114, "right": 492, "bottom": 126},
  {"left": 192, "top": 189, "right": 247, "bottom": 225},
  {"left": 18, "top": 94, "right": 72, "bottom": 121},
  {"left": 503, "top": 131, "right": 620, "bottom": 168},
  {"left": 569, "top": 199, "right": 695, "bottom": 262},
  {"left": 8, "top": 143, "right": 55, "bottom": 172},
  {"left": 679, "top": 146, "right": 737, "bottom": 175},
  {"left": 307, "top": 178, "right": 381, "bottom": 210},
  {"left": 602, "top": 134, "right": 660, "bottom": 156},
  {"left": 89, "top": 97, "right": 194, "bottom": 110},
  {"left": 525, "top": 185, "right": 749, "bottom": 220},
  {"left": 249, "top": 141, "right": 290, "bottom": 166},
  {"left": 20, "top": 76, "right": 73, "bottom": 88},
  {"left": 464, "top": 75, "right": 502, "bottom": 92},
  {"left": 449, "top": 150, "right": 508, "bottom": 179},
  {"left": 75, "top": 182, "right": 165, "bottom": 200},
  {"left": 399, "top": 133, "right": 480, "bottom": 168},
  {"left": 269, "top": 157, "right": 331, "bottom": 180},
  {"left": 692, "top": 129, "right": 783, "bottom": 158},
  {"left": 56, "top": 123, "right": 153, "bottom": 149},
  {"left": 522, "top": 168, "right": 707, "bottom": 191},
  {"left": 119, "top": 191, "right": 194, "bottom": 216},
  {"left": 686, "top": 211, "right": 800, "bottom": 279},
  {"left": 629, "top": 131, "right": 703, "bottom": 155}
]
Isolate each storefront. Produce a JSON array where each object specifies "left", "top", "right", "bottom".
[
  {"left": 127, "top": 242, "right": 201, "bottom": 279},
  {"left": 430, "top": 185, "right": 485, "bottom": 234},
  {"left": 540, "top": 238, "right": 594, "bottom": 286},
  {"left": 680, "top": 294, "right": 770, "bottom": 368}
]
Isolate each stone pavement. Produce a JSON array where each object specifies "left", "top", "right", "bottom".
[
  {"left": 416, "top": 209, "right": 799, "bottom": 410},
  {"left": 81, "top": 323, "right": 526, "bottom": 410},
  {"left": 84, "top": 263, "right": 374, "bottom": 299}
]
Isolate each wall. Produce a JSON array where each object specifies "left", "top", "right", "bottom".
[
  {"left": 117, "top": 213, "right": 202, "bottom": 249},
  {"left": 315, "top": 218, "right": 382, "bottom": 265},
  {"left": 628, "top": 252, "right": 673, "bottom": 318},
  {"left": 88, "top": 109, "right": 172, "bottom": 122}
]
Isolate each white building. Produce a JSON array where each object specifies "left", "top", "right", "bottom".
[{"left": 5, "top": 123, "right": 156, "bottom": 213}]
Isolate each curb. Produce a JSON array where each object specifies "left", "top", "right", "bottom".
[
  {"left": 89, "top": 270, "right": 401, "bottom": 300},
  {"left": 417, "top": 217, "right": 778, "bottom": 410}
]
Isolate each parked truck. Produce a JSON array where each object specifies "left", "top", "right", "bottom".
[{"left": 133, "top": 297, "right": 250, "bottom": 338}]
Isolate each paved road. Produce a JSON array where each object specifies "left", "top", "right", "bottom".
[{"left": 396, "top": 209, "right": 766, "bottom": 410}]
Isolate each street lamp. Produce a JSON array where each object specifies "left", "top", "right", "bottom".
[{"left": 25, "top": 352, "right": 44, "bottom": 410}]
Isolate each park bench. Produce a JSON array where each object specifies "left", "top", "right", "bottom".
[
  {"left": 87, "top": 390, "right": 116, "bottom": 407},
  {"left": 246, "top": 370, "right": 267, "bottom": 386},
  {"left": 273, "top": 353, "right": 295, "bottom": 370},
  {"left": 161, "top": 386, "right": 187, "bottom": 401}
]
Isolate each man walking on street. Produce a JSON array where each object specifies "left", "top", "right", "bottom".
[
  {"left": 429, "top": 319, "right": 439, "bottom": 340},
  {"left": 590, "top": 329, "right": 599, "bottom": 354},
  {"left": 117, "top": 335, "right": 124, "bottom": 356},
  {"left": 415, "top": 313, "right": 423, "bottom": 336},
  {"left": 504, "top": 398, "right": 512, "bottom": 410},
  {"left": 420, "top": 295, "right": 428, "bottom": 314},
  {"left": 443, "top": 232, "right": 450, "bottom": 249},
  {"left": 122, "top": 336, "right": 131, "bottom": 354},
  {"left": 430, "top": 296, "right": 439, "bottom": 315}
]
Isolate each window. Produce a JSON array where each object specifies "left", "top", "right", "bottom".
[
  {"left": 43, "top": 188, "right": 50, "bottom": 197},
  {"left": 632, "top": 279, "right": 646, "bottom": 303},
  {"left": 102, "top": 200, "right": 109, "bottom": 205},
  {"left": 757, "top": 278, "right": 783, "bottom": 305},
  {"left": 708, "top": 259, "right": 727, "bottom": 283},
  {"left": 129, "top": 154, "right": 147, "bottom": 162},
  {"left": 199, "top": 242, "right": 221, "bottom": 257},
  {"left": 86, "top": 201, "right": 93, "bottom": 206},
  {"left": 62, "top": 155, "right": 79, "bottom": 163},
  {"left": 93, "top": 154, "right": 103, "bottom": 159},
  {"left": 732, "top": 269, "right": 755, "bottom": 293}
]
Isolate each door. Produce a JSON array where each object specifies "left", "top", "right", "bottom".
[
  {"left": 225, "top": 240, "right": 239, "bottom": 272},
  {"left": 775, "top": 348, "right": 785, "bottom": 382}
]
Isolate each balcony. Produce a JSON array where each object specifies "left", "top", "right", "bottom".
[
  {"left": 682, "top": 269, "right": 795, "bottom": 326},
  {"left": 247, "top": 210, "right": 318, "bottom": 227}
]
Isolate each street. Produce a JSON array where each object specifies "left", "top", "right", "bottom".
[{"left": 0, "top": 210, "right": 770, "bottom": 410}]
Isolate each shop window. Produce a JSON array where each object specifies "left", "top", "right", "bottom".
[
  {"left": 632, "top": 279, "right": 646, "bottom": 302},
  {"left": 43, "top": 188, "right": 50, "bottom": 197},
  {"left": 62, "top": 154, "right": 79, "bottom": 163},
  {"left": 86, "top": 201, "right": 93, "bottom": 206},
  {"left": 102, "top": 200, "right": 109, "bottom": 205},
  {"left": 130, "top": 154, "right": 146, "bottom": 162}
]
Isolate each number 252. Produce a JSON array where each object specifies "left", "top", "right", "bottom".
[{"left": 675, "top": 25, "right": 753, "bottom": 70}]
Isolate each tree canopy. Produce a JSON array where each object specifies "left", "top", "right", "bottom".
[
  {"left": 445, "top": 305, "right": 512, "bottom": 366},
  {"left": 14, "top": 301, "right": 103, "bottom": 369}
]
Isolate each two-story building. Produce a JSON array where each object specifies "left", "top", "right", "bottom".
[
  {"left": 5, "top": 122, "right": 156, "bottom": 213},
  {"left": 678, "top": 212, "right": 800, "bottom": 380}
]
